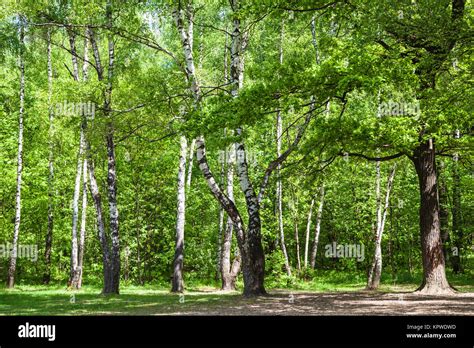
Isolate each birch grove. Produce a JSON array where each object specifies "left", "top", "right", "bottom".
[{"left": 0, "top": 0, "right": 470, "bottom": 299}]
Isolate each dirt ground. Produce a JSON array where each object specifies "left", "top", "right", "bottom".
[{"left": 169, "top": 290, "right": 474, "bottom": 316}]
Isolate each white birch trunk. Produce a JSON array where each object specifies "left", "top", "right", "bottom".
[
  {"left": 295, "top": 219, "right": 301, "bottom": 271},
  {"left": 186, "top": 138, "right": 195, "bottom": 188},
  {"left": 173, "top": 3, "right": 200, "bottom": 100},
  {"left": 276, "top": 21, "right": 291, "bottom": 277},
  {"left": 217, "top": 159, "right": 224, "bottom": 279},
  {"left": 87, "top": 4, "right": 120, "bottom": 294},
  {"left": 310, "top": 185, "right": 325, "bottom": 268},
  {"left": 44, "top": 27, "right": 54, "bottom": 284},
  {"left": 7, "top": 22, "right": 25, "bottom": 288},
  {"left": 86, "top": 149, "right": 110, "bottom": 283},
  {"left": 77, "top": 159, "right": 88, "bottom": 288},
  {"left": 368, "top": 164, "right": 396, "bottom": 289},
  {"left": 196, "top": 137, "right": 246, "bottom": 247},
  {"left": 172, "top": 136, "right": 187, "bottom": 292},
  {"left": 67, "top": 28, "right": 82, "bottom": 289},
  {"left": 171, "top": 2, "right": 200, "bottom": 293},
  {"left": 77, "top": 27, "right": 90, "bottom": 289},
  {"left": 304, "top": 198, "right": 315, "bottom": 269},
  {"left": 69, "top": 129, "right": 84, "bottom": 288},
  {"left": 105, "top": 0, "right": 120, "bottom": 294},
  {"left": 311, "top": 16, "right": 321, "bottom": 65},
  {"left": 367, "top": 160, "right": 382, "bottom": 287},
  {"left": 222, "top": 143, "right": 240, "bottom": 290}
]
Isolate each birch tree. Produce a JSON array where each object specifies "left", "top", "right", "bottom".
[
  {"left": 171, "top": 1, "right": 200, "bottom": 293},
  {"left": 7, "top": 18, "right": 25, "bottom": 289},
  {"left": 276, "top": 20, "right": 291, "bottom": 277},
  {"left": 196, "top": 0, "right": 314, "bottom": 295},
  {"left": 221, "top": 143, "right": 241, "bottom": 290},
  {"left": 367, "top": 164, "right": 396, "bottom": 290},
  {"left": 82, "top": 0, "right": 121, "bottom": 294},
  {"left": 68, "top": 27, "right": 89, "bottom": 290},
  {"left": 43, "top": 27, "right": 54, "bottom": 285},
  {"left": 310, "top": 185, "right": 324, "bottom": 269},
  {"left": 304, "top": 198, "right": 315, "bottom": 269},
  {"left": 172, "top": 135, "right": 187, "bottom": 292}
]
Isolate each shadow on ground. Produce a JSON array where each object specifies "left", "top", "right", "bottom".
[{"left": 0, "top": 288, "right": 473, "bottom": 315}]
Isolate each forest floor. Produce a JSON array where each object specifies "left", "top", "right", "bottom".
[{"left": 0, "top": 284, "right": 473, "bottom": 316}]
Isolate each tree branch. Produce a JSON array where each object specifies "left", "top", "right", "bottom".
[
  {"left": 340, "top": 151, "right": 405, "bottom": 162},
  {"left": 258, "top": 111, "right": 313, "bottom": 203},
  {"left": 278, "top": 1, "right": 339, "bottom": 13}
]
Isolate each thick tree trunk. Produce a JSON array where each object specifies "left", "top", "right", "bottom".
[
  {"left": 172, "top": 136, "right": 187, "bottom": 293},
  {"left": 88, "top": 7, "right": 120, "bottom": 294},
  {"left": 412, "top": 140, "right": 454, "bottom": 294},
  {"left": 196, "top": 137, "right": 265, "bottom": 296},
  {"left": 86, "top": 152, "right": 113, "bottom": 293},
  {"left": 87, "top": 17, "right": 120, "bottom": 294},
  {"left": 44, "top": 28, "right": 54, "bottom": 285},
  {"left": 197, "top": 0, "right": 265, "bottom": 296},
  {"left": 367, "top": 164, "right": 396, "bottom": 290},
  {"left": 7, "top": 23, "right": 25, "bottom": 289},
  {"left": 310, "top": 185, "right": 325, "bottom": 269},
  {"left": 87, "top": 2, "right": 120, "bottom": 295},
  {"left": 235, "top": 142, "right": 266, "bottom": 296},
  {"left": 230, "top": 0, "right": 265, "bottom": 296},
  {"left": 221, "top": 144, "right": 235, "bottom": 290},
  {"left": 221, "top": 144, "right": 241, "bottom": 290}
]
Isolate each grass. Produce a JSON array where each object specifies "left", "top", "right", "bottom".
[
  {"left": 0, "top": 266, "right": 472, "bottom": 315},
  {"left": 0, "top": 285, "right": 242, "bottom": 315},
  {"left": 264, "top": 265, "right": 474, "bottom": 293}
]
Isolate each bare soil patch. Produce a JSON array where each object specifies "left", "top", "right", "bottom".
[{"left": 168, "top": 290, "right": 474, "bottom": 316}]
